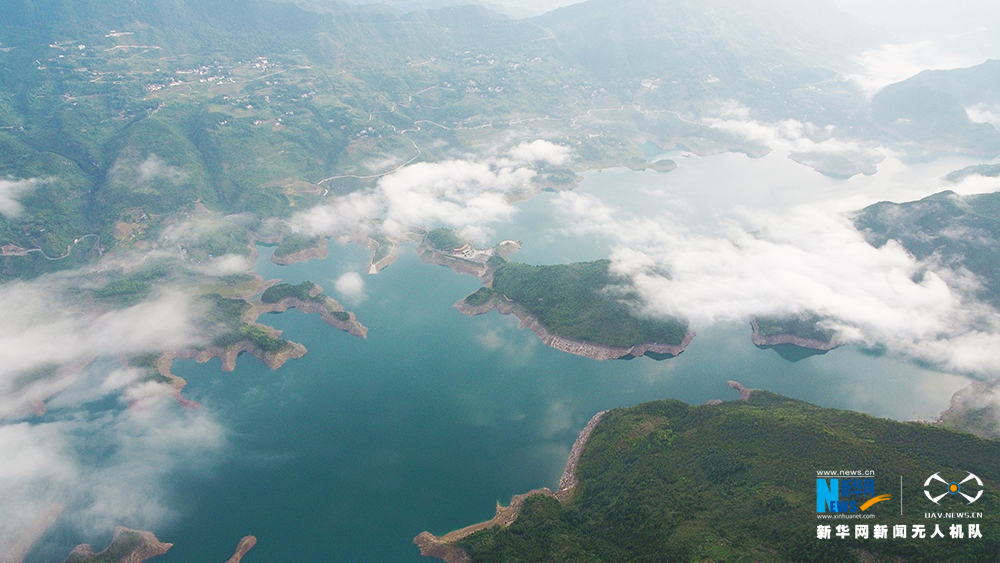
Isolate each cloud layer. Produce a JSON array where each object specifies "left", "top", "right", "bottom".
[
  {"left": 0, "top": 395, "right": 224, "bottom": 552},
  {"left": 0, "top": 281, "right": 202, "bottom": 419},
  {"left": 0, "top": 271, "right": 219, "bottom": 550},
  {"left": 704, "top": 101, "right": 885, "bottom": 171},
  {"left": 846, "top": 42, "right": 985, "bottom": 96},
  {"left": 294, "top": 140, "right": 569, "bottom": 242},
  {"left": 553, "top": 188, "right": 1000, "bottom": 377},
  {"left": 966, "top": 103, "right": 1000, "bottom": 129}
]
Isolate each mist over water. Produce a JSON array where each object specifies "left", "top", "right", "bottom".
[{"left": 147, "top": 152, "right": 979, "bottom": 562}]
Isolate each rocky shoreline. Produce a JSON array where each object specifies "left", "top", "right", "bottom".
[
  {"left": 249, "top": 294, "right": 368, "bottom": 339},
  {"left": 414, "top": 410, "right": 608, "bottom": 563},
  {"left": 270, "top": 240, "right": 329, "bottom": 265},
  {"left": 42, "top": 528, "right": 257, "bottom": 563},
  {"left": 175, "top": 340, "right": 308, "bottom": 372},
  {"left": 417, "top": 243, "right": 491, "bottom": 278},
  {"left": 422, "top": 238, "right": 694, "bottom": 361},
  {"left": 224, "top": 536, "right": 258, "bottom": 563},
  {"left": 456, "top": 295, "right": 695, "bottom": 360},
  {"left": 142, "top": 284, "right": 367, "bottom": 410},
  {"left": 749, "top": 318, "right": 837, "bottom": 351},
  {"left": 63, "top": 527, "right": 171, "bottom": 563}
]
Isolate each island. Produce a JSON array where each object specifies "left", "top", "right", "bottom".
[
  {"left": 269, "top": 234, "right": 329, "bottom": 265},
  {"left": 63, "top": 527, "right": 171, "bottom": 563},
  {"left": 750, "top": 315, "right": 838, "bottom": 360},
  {"left": 415, "top": 386, "right": 1000, "bottom": 563},
  {"left": 224, "top": 535, "right": 258, "bottom": 563},
  {"left": 418, "top": 229, "right": 693, "bottom": 360}
]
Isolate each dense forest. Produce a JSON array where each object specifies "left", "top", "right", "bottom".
[{"left": 460, "top": 392, "right": 1000, "bottom": 562}]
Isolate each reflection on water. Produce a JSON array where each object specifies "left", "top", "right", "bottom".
[{"left": 756, "top": 344, "right": 830, "bottom": 362}]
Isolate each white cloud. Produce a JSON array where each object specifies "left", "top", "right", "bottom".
[
  {"left": 378, "top": 159, "right": 531, "bottom": 240},
  {"left": 159, "top": 212, "right": 256, "bottom": 248},
  {"left": 294, "top": 142, "right": 567, "bottom": 243},
  {"left": 0, "top": 267, "right": 221, "bottom": 551},
  {"left": 364, "top": 155, "right": 403, "bottom": 172},
  {"left": 0, "top": 281, "right": 202, "bottom": 419},
  {"left": 846, "top": 42, "right": 985, "bottom": 97},
  {"left": 0, "top": 397, "right": 224, "bottom": 548},
  {"left": 334, "top": 272, "right": 365, "bottom": 299},
  {"left": 508, "top": 140, "right": 571, "bottom": 166},
  {"left": 966, "top": 103, "right": 1000, "bottom": 129},
  {"left": 554, "top": 190, "right": 1000, "bottom": 377},
  {"left": 136, "top": 154, "right": 185, "bottom": 183},
  {"left": 0, "top": 178, "right": 39, "bottom": 218},
  {"left": 476, "top": 329, "right": 505, "bottom": 350},
  {"left": 199, "top": 253, "right": 253, "bottom": 276},
  {"left": 704, "top": 101, "right": 885, "bottom": 170},
  {"left": 294, "top": 191, "right": 383, "bottom": 241}
]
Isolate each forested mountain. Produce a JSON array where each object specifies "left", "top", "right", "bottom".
[
  {"left": 872, "top": 59, "right": 1000, "bottom": 158},
  {"left": 451, "top": 392, "right": 1000, "bottom": 562}
]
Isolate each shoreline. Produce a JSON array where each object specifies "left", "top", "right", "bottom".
[
  {"left": 146, "top": 285, "right": 366, "bottom": 409},
  {"left": 749, "top": 318, "right": 838, "bottom": 351},
  {"left": 248, "top": 293, "right": 368, "bottom": 339},
  {"left": 249, "top": 231, "right": 329, "bottom": 266},
  {"left": 270, "top": 240, "right": 329, "bottom": 265},
  {"left": 423, "top": 239, "right": 694, "bottom": 360},
  {"left": 456, "top": 295, "right": 695, "bottom": 360},
  {"left": 224, "top": 535, "right": 258, "bottom": 563},
  {"left": 414, "top": 410, "right": 607, "bottom": 563},
  {"left": 63, "top": 527, "right": 171, "bottom": 563}
]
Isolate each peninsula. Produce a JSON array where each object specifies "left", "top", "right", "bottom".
[
  {"left": 416, "top": 387, "right": 1000, "bottom": 563},
  {"left": 180, "top": 281, "right": 366, "bottom": 372},
  {"left": 414, "top": 410, "right": 607, "bottom": 562},
  {"left": 51, "top": 529, "right": 257, "bottom": 563},
  {"left": 419, "top": 230, "right": 693, "bottom": 360},
  {"left": 270, "top": 234, "right": 329, "bottom": 265},
  {"left": 130, "top": 280, "right": 367, "bottom": 408}
]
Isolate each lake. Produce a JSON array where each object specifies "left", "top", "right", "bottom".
[{"left": 150, "top": 150, "right": 981, "bottom": 562}]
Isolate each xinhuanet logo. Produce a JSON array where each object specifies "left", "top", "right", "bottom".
[{"left": 817, "top": 476, "right": 891, "bottom": 513}]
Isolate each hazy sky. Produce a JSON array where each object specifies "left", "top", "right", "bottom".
[{"left": 480, "top": 0, "right": 1000, "bottom": 60}]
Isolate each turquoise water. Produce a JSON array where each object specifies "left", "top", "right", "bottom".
[
  {"left": 152, "top": 156, "right": 972, "bottom": 562},
  {"left": 157, "top": 256, "right": 958, "bottom": 561}
]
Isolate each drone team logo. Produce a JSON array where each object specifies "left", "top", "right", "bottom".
[{"left": 924, "top": 472, "right": 983, "bottom": 505}]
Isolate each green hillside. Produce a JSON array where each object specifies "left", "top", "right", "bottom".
[
  {"left": 457, "top": 392, "right": 1000, "bottom": 562},
  {"left": 0, "top": 0, "right": 593, "bottom": 279},
  {"left": 489, "top": 258, "right": 689, "bottom": 349},
  {"left": 0, "top": 0, "right": 896, "bottom": 282}
]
